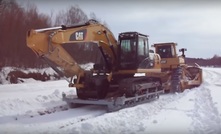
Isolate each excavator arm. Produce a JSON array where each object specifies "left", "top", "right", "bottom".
[{"left": 27, "top": 20, "right": 117, "bottom": 80}]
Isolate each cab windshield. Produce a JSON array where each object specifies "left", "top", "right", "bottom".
[
  {"left": 120, "top": 39, "right": 136, "bottom": 62},
  {"left": 157, "top": 45, "right": 174, "bottom": 58}
]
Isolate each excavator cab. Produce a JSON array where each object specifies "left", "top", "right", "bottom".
[{"left": 118, "top": 32, "right": 151, "bottom": 70}]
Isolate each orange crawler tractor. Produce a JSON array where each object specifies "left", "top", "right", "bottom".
[{"left": 146, "top": 42, "right": 202, "bottom": 93}]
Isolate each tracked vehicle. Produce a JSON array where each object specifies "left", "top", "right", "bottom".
[
  {"left": 146, "top": 42, "right": 203, "bottom": 93},
  {"left": 26, "top": 20, "right": 202, "bottom": 111}
]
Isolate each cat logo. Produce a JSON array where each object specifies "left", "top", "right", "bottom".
[
  {"left": 75, "top": 32, "right": 84, "bottom": 40},
  {"left": 70, "top": 29, "right": 87, "bottom": 41}
]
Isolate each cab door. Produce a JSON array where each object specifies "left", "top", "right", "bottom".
[{"left": 119, "top": 38, "right": 137, "bottom": 69}]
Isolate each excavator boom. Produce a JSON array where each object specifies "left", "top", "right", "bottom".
[{"left": 27, "top": 20, "right": 117, "bottom": 78}]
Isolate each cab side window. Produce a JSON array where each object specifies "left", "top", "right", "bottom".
[{"left": 138, "top": 38, "right": 148, "bottom": 57}]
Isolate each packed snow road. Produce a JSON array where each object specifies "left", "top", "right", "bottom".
[{"left": 0, "top": 67, "right": 221, "bottom": 134}]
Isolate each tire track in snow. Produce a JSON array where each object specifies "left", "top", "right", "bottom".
[
  {"left": 190, "top": 68, "right": 221, "bottom": 134},
  {"left": 0, "top": 105, "right": 107, "bottom": 134},
  {"left": 190, "top": 87, "right": 221, "bottom": 134},
  {"left": 0, "top": 100, "right": 107, "bottom": 127},
  {"left": 0, "top": 104, "right": 69, "bottom": 124}
]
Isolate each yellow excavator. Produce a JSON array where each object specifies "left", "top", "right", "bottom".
[{"left": 26, "top": 20, "right": 202, "bottom": 111}]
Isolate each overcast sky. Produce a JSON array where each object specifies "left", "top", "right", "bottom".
[{"left": 18, "top": 0, "right": 221, "bottom": 58}]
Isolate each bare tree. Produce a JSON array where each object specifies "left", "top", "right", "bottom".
[
  {"left": 89, "top": 12, "right": 109, "bottom": 28},
  {"left": 55, "top": 5, "right": 88, "bottom": 26},
  {"left": 89, "top": 12, "right": 101, "bottom": 22},
  {"left": 0, "top": 0, "right": 52, "bottom": 68},
  {"left": 0, "top": 1, "right": 106, "bottom": 68}
]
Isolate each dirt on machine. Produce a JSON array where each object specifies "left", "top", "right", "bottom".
[{"left": 26, "top": 20, "right": 202, "bottom": 112}]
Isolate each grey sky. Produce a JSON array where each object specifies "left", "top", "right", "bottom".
[{"left": 18, "top": 0, "right": 221, "bottom": 58}]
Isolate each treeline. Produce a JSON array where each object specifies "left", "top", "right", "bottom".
[
  {"left": 186, "top": 55, "right": 221, "bottom": 67},
  {"left": 0, "top": 0, "right": 97, "bottom": 69},
  {"left": 0, "top": 0, "right": 50, "bottom": 68}
]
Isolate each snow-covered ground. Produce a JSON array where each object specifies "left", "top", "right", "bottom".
[{"left": 0, "top": 67, "right": 221, "bottom": 134}]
